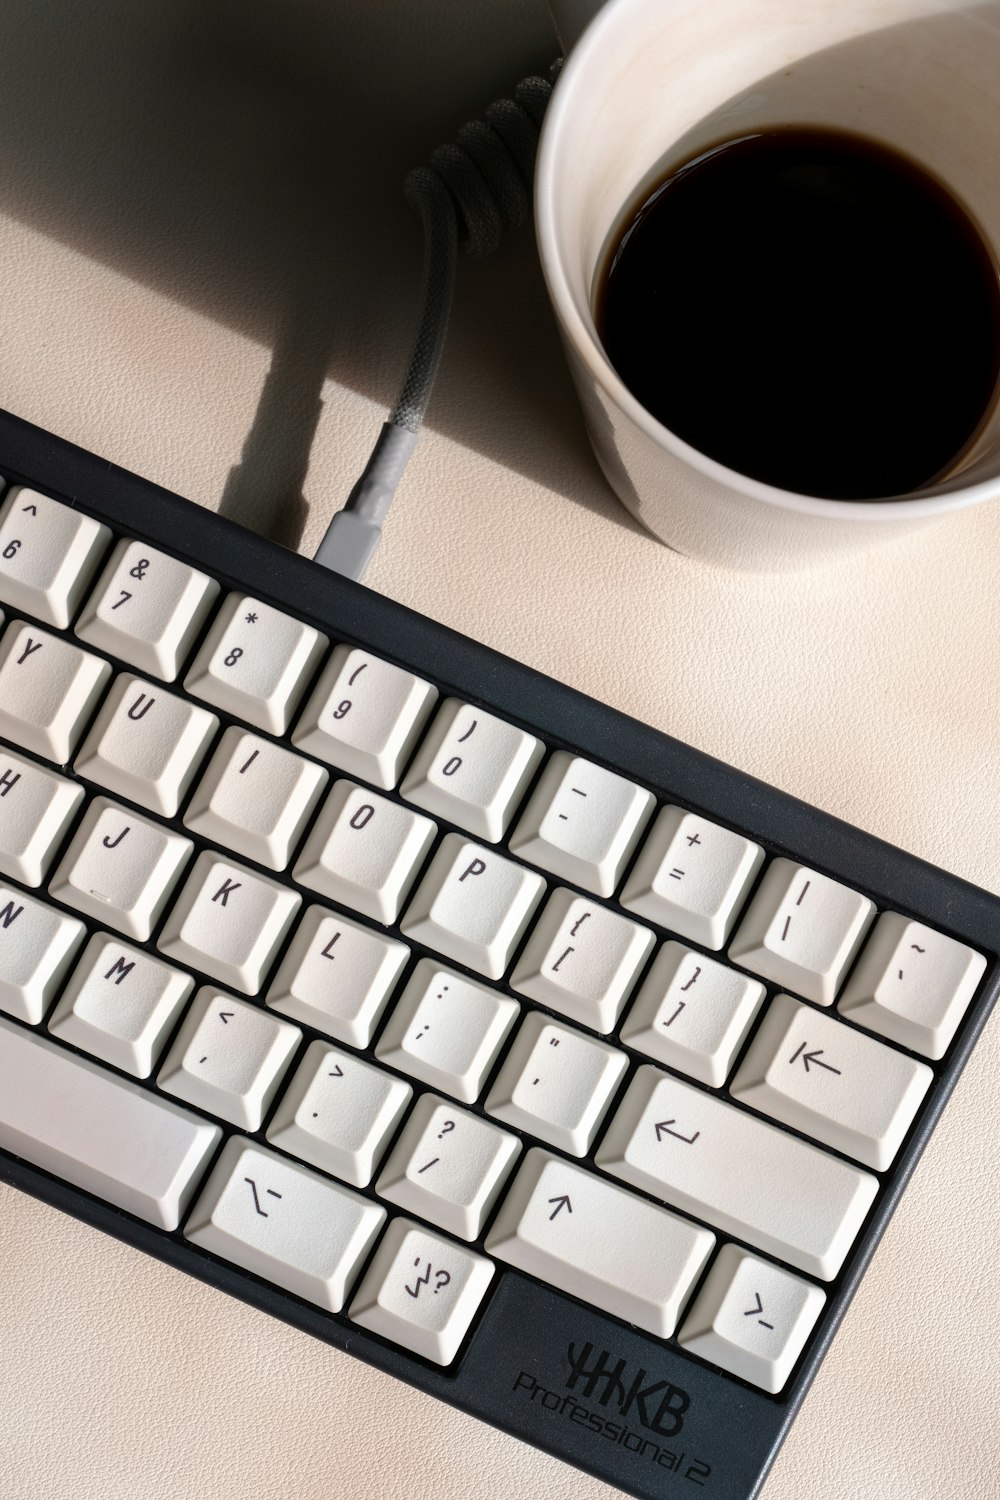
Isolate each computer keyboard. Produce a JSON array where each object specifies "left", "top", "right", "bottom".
[{"left": 0, "top": 405, "right": 995, "bottom": 1500}]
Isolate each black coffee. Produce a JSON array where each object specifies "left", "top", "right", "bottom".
[{"left": 596, "top": 128, "right": 1000, "bottom": 499}]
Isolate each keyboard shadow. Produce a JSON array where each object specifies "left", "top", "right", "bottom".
[{"left": 0, "top": 0, "right": 640, "bottom": 549}]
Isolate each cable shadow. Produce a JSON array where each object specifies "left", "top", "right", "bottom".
[{"left": 0, "top": 0, "right": 638, "bottom": 543}]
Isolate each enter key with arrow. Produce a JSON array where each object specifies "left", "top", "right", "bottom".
[{"left": 729, "top": 992, "right": 934, "bottom": 1171}]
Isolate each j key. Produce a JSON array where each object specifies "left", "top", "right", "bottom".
[
  {"left": 184, "top": 726, "right": 327, "bottom": 871},
  {"left": 0, "top": 887, "right": 86, "bottom": 1024},
  {"left": 621, "top": 805, "right": 764, "bottom": 949},
  {"left": 265, "top": 905, "right": 408, "bottom": 1048},
  {"left": 678, "top": 1244, "right": 826, "bottom": 1394},
  {"left": 838, "top": 912, "right": 988, "bottom": 1059},
  {"left": 730, "top": 993, "right": 933, "bottom": 1170},
  {"left": 74, "top": 672, "right": 218, "bottom": 817},
  {"left": 0, "top": 749, "right": 84, "bottom": 886},
  {"left": 185, "top": 1136, "right": 385, "bottom": 1313},
  {"left": 292, "top": 644, "right": 437, "bottom": 789},
  {"left": 619, "top": 942, "right": 766, "bottom": 1087},
  {"left": 729, "top": 859, "right": 875, "bottom": 1005},
  {"left": 484, "top": 1012, "right": 628, "bottom": 1156},
  {"left": 376, "top": 1094, "right": 521, "bottom": 1240},
  {"left": 400, "top": 698, "right": 543, "bottom": 842},
  {"left": 375, "top": 958, "right": 519, "bottom": 1104},
  {"left": 185, "top": 592, "right": 327, "bottom": 734},
  {"left": 157, "top": 850, "right": 301, "bottom": 994},
  {"left": 292, "top": 779, "right": 436, "bottom": 924},
  {"left": 510, "top": 887, "right": 654, "bottom": 1032},
  {"left": 267, "top": 1040, "right": 411, "bottom": 1188},
  {"left": 509, "top": 751, "right": 655, "bottom": 897},
  {"left": 0, "top": 1015, "right": 220, "bottom": 1230},
  {"left": 76, "top": 539, "right": 218, "bottom": 681},
  {"left": 158, "top": 986, "right": 301, "bottom": 1130},
  {"left": 485, "top": 1148, "right": 715, "bottom": 1338},
  {"left": 596, "top": 1065, "right": 879, "bottom": 1279},
  {"left": 48, "top": 934, "right": 194, "bottom": 1077},
  {"left": 0, "top": 487, "right": 109, "bottom": 629},
  {"left": 400, "top": 832, "right": 545, "bottom": 980},
  {"left": 0, "top": 621, "right": 111, "bottom": 764},
  {"left": 49, "top": 796, "right": 193, "bottom": 940},
  {"left": 348, "top": 1217, "right": 495, "bottom": 1365}
]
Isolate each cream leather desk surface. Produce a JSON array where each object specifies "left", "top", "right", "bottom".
[{"left": 0, "top": 7, "right": 998, "bottom": 1498}]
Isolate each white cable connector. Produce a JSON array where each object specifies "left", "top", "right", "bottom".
[{"left": 314, "top": 423, "right": 418, "bottom": 582}]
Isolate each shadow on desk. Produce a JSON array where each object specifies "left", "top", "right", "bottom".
[{"left": 0, "top": 0, "right": 640, "bottom": 547}]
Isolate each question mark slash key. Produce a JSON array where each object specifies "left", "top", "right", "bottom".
[
  {"left": 375, "top": 1093, "right": 521, "bottom": 1240},
  {"left": 348, "top": 1217, "right": 495, "bottom": 1365}
]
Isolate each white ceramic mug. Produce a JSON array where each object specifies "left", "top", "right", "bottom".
[{"left": 538, "top": 0, "right": 1000, "bottom": 568}]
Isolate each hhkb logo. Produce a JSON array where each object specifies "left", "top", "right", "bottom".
[{"left": 565, "top": 1342, "right": 691, "bottom": 1438}]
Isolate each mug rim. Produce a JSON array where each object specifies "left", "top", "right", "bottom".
[{"left": 534, "top": 0, "right": 997, "bottom": 523}]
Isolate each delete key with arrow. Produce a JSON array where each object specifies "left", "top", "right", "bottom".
[{"left": 730, "top": 993, "right": 933, "bottom": 1170}]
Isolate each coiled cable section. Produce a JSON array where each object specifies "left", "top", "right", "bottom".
[{"left": 314, "top": 69, "right": 557, "bottom": 581}]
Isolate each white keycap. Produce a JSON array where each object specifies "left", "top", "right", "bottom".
[
  {"left": 509, "top": 751, "right": 655, "bottom": 897},
  {"left": 400, "top": 832, "right": 545, "bottom": 980},
  {"left": 0, "top": 886, "right": 86, "bottom": 1023},
  {"left": 348, "top": 1217, "right": 495, "bottom": 1365},
  {"left": 486, "top": 1148, "right": 714, "bottom": 1338},
  {"left": 0, "top": 487, "right": 109, "bottom": 629},
  {"left": 184, "top": 727, "right": 327, "bottom": 870},
  {"left": 292, "top": 779, "right": 435, "bottom": 924},
  {"left": 510, "top": 888, "right": 654, "bottom": 1033},
  {"left": 157, "top": 850, "right": 301, "bottom": 994},
  {"left": 621, "top": 806, "right": 764, "bottom": 949},
  {"left": 729, "top": 859, "right": 875, "bottom": 1005},
  {"left": 292, "top": 644, "right": 437, "bottom": 789},
  {"left": 76, "top": 539, "right": 219, "bottom": 681},
  {"left": 49, "top": 797, "right": 193, "bottom": 940},
  {"left": 158, "top": 986, "right": 300, "bottom": 1129},
  {"left": 48, "top": 934, "right": 194, "bottom": 1077},
  {"left": 838, "top": 912, "right": 988, "bottom": 1059},
  {"left": 184, "top": 592, "right": 327, "bottom": 734},
  {"left": 596, "top": 1065, "right": 878, "bottom": 1279},
  {"left": 730, "top": 993, "right": 933, "bottom": 1170},
  {"left": 0, "top": 621, "right": 111, "bottom": 764},
  {"left": 0, "top": 748, "right": 84, "bottom": 885},
  {"left": 485, "top": 1013, "right": 628, "bottom": 1156},
  {"left": 74, "top": 672, "right": 217, "bottom": 817},
  {"left": 0, "top": 1015, "right": 220, "bottom": 1229},
  {"left": 620, "top": 942, "right": 766, "bottom": 1087},
  {"left": 376, "top": 1094, "right": 521, "bottom": 1240},
  {"left": 678, "top": 1244, "right": 826, "bottom": 1393},
  {"left": 185, "top": 1136, "right": 384, "bottom": 1313},
  {"left": 375, "top": 958, "right": 519, "bottom": 1103},
  {"left": 400, "top": 698, "right": 543, "bottom": 841},
  {"left": 267, "top": 1040, "right": 411, "bottom": 1187},
  {"left": 265, "top": 905, "right": 408, "bottom": 1048}
]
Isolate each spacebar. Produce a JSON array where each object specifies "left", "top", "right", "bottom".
[{"left": 0, "top": 1016, "right": 222, "bottom": 1229}]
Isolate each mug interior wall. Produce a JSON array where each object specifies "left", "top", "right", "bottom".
[{"left": 558, "top": 0, "right": 1000, "bottom": 489}]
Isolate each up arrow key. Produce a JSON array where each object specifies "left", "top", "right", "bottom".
[
  {"left": 547, "top": 1193, "right": 572, "bottom": 1220},
  {"left": 219, "top": 1011, "right": 235, "bottom": 1024}
]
